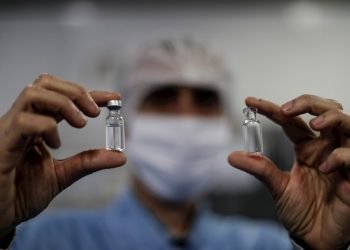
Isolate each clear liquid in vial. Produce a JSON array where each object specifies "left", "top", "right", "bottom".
[
  {"left": 106, "top": 124, "right": 125, "bottom": 151},
  {"left": 243, "top": 120, "right": 263, "bottom": 153}
]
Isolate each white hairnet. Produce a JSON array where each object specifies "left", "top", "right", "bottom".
[{"left": 118, "top": 38, "right": 232, "bottom": 119}]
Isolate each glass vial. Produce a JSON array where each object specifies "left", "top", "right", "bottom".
[
  {"left": 106, "top": 100, "right": 125, "bottom": 151},
  {"left": 242, "top": 107, "right": 263, "bottom": 153}
]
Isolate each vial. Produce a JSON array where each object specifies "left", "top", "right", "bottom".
[
  {"left": 242, "top": 107, "right": 263, "bottom": 153},
  {"left": 106, "top": 100, "right": 125, "bottom": 151}
]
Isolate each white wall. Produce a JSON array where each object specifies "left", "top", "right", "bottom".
[{"left": 1, "top": 1, "right": 350, "bottom": 208}]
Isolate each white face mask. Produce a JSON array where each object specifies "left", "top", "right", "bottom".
[{"left": 126, "top": 114, "right": 233, "bottom": 202}]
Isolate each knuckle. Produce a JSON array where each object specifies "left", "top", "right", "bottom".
[
  {"left": 329, "top": 108, "right": 343, "bottom": 117},
  {"left": 294, "top": 94, "right": 312, "bottom": 108},
  {"left": 327, "top": 110, "right": 347, "bottom": 128},
  {"left": 298, "top": 94, "right": 312, "bottom": 102},
  {"left": 21, "top": 85, "right": 36, "bottom": 99},
  {"left": 334, "top": 101, "right": 343, "bottom": 110},
  {"left": 75, "top": 85, "right": 88, "bottom": 99},
  {"left": 34, "top": 73, "right": 52, "bottom": 85},
  {"left": 326, "top": 98, "right": 343, "bottom": 110},
  {"left": 79, "top": 151, "right": 93, "bottom": 173},
  {"left": 14, "top": 113, "right": 27, "bottom": 128},
  {"left": 59, "top": 95, "right": 72, "bottom": 108}
]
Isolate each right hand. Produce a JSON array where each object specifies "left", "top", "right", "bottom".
[{"left": 0, "top": 74, "right": 126, "bottom": 237}]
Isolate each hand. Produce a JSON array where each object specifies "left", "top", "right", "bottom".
[
  {"left": 228, "top": 95, "right": 350, "bottom": 250},
  {"left": 0, "top": 74, "right": 126, "bottom": 237}
]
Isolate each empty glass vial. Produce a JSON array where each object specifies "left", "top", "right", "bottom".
[
  {"left": 106, "top": 100, "right": 125, "bottom": 151},
  {"left": 242, "top": 107, "right": 263, "bottom": 153}
]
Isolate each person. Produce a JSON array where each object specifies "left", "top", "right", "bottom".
[{"left": 1, "top": 40, "right": 350, "bottom": 250}]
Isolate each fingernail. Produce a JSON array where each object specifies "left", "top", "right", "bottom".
[
  {"left": 247, "top": 152, "right": 264, "bottom": 160},
  {"left": 312, "top": 116, "right": 324, "bottom": 126},
  {"left": 92, "top": 100, "right": 99, "bottom": 112},
  {"left": 82, "top": 113, "right": 87, "bottom": 121},
  {"left": 319, "top": 161, "right": 328, "bottom": 173},
  {"left": 78, "top": 111, "right": 87, "bottom": 125},
  {"left": 88, "top": 101, "right": 99, "bottom": 114},
  {"left": 281, "top": 101, "right": 293, "bottom": 112},
  {"left": 93, "top": 102, "right": 100, "bottom": 113}
]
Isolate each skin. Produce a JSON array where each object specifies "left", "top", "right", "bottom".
[
  {"left": 228, "top": 95, "right": 350, "bottom": 250},
  {"left": 0, "top": 74, "right": 126, "bottom": 239},
  {"left": 133, "top": 85, "right": 223, "bottom": 237},
  {"left": 1, "top": 76, "right": 350, "bottom": 249}
]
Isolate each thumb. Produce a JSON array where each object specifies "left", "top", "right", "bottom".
[
  {"left": 228, "top": 151, "right": 288, "bottom": 199},
  {"left": 54, "top": 149, "right": 127, "bottom": 191}
]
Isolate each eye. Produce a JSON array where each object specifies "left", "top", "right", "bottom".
[
  {"left": 193, "top": 88, "right": 221, "bottom": 110},
  {"left": 140, "top": 85, "right": 178, "bottom": 107}
]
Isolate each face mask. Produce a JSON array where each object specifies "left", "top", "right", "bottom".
[{"left": 126, "top": 114, "right": 233, "bottom": 202}]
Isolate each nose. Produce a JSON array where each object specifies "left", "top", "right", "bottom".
[{"left": 174, "top": 88, "right": 200, "bottom": 116}]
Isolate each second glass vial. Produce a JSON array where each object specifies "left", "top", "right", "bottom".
[
  {"left": 106, "top": 100, "right": 125, "bottom": 151},
  {"left": 242, "top": 107, "right": 263, "bottom": 153}
]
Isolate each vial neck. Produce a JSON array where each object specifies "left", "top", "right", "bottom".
[
  {"left": 109, "top": 109, "right": 120, "bottom": 115},
  {"left": 245, "top": 112, "right": 256, "bottom": 121}
]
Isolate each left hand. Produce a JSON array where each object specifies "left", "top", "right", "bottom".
[
  {"left": 0, "top": 75, "right": 127, "bottom": 238},
  {"left": 228, "top": 95, "right": 350, "bottom": 250}
]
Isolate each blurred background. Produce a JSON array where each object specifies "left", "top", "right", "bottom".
[{"left": 1, "top": 0, "right": 350, "bottom": 221}]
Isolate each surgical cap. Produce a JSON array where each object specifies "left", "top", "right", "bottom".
[{"left": 118, "top": 38, "right": 232, "bottom": 118}]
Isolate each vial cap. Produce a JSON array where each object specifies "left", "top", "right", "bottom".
[
  {"left": 107, "top": 100, "right": 122, "bottom": 109},
  {"left": 243, "top": 107, "right": 258, "bottom": 121},
  {"left": 243, "top": 107, "right": 257, "bottom": 114}
]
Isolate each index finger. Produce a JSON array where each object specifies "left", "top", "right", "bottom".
[
  {"left": 89, "top": 91, "right": 121, "bottom": 107},
  {"left": 246, "top": 97, "right": 316, "bottom": 144},
  {"left": 34, "top": 74, "right": 100, "bottom": 117}
]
